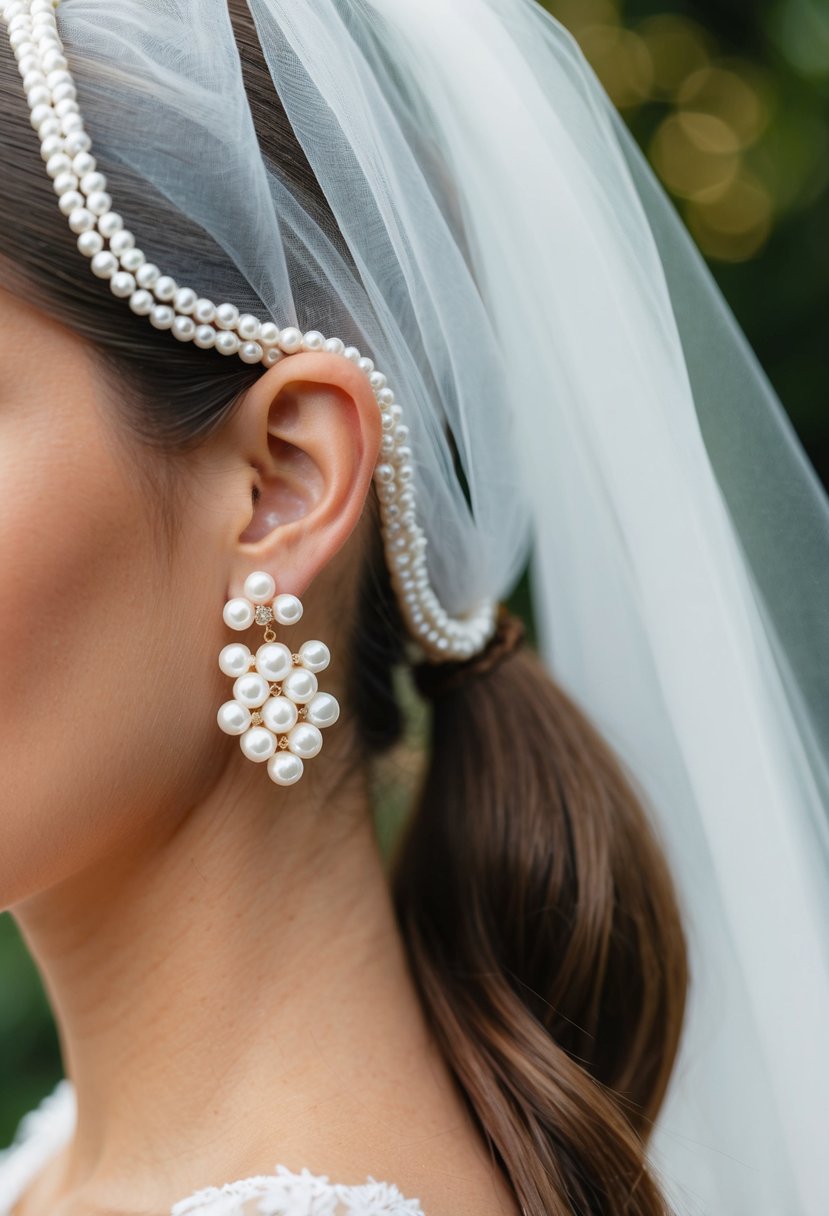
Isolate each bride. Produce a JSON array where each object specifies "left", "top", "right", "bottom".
[{"left": 1, "top": 1, "right": 827, "bottom": 1214}]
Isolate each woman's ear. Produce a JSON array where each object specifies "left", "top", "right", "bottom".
[{"left": 225, "top": 351, "right": 383, "bottom": 600}]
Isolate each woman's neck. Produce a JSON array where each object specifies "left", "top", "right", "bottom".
[{"left": 11, "top": 757, "right": 478, "bottom": 1215}]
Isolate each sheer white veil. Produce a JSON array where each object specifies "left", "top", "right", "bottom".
[{"left": 5, "top": 0, "right": 829, "bottom": 1210}]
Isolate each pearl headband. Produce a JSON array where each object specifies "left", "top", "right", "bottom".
[{"left": 1, "top": 0, "right": 499, "bottom": 664}]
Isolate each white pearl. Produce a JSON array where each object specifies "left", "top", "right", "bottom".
[
  {"left": 110, "top": 271, "right": 136, "bottom": 299},
  {"left": 135, "top": 262, "right": 160, "bottom": 288},
  {"left": 243, "top": 570, "right": 275, "bottom": 603},
  {"left": 262, "top": 695, "right": 298, "bottom": 734},
  {"left": 232, "top": 672, "right": 271, "bottom": 709},
  {"left": 28, "top": 84, "right": 51, "bottom": 109},
  {"left": 171, "top": 315, "right": 196, "bottom": 342},
  {"left": 263, "top": 347, "right": 282, "bottom": 367},
  {"left": 153, "top": 274, "right": 177, "bottom": 301},
  {"left": 193, "top": 324, "right": 216, "bottom": 349},
  {"left": 52, "top": 171, "right": 77, "bottom": 196},
  {"left": 97, "top": 211, "right": 124, "bottom": 238},
  {"left": 254, "top": 642, "right": 293, "bottom": 682},
  {"left": 149, "top": 304, "right": 174, "bottom": 330},
  {"left": 287, "top": 722, "right": 322, "bottom": 759},
  {"left": 173, "top": 287, "right": 197, "bottom": 314},
  {"left": 323, "top": 336, "right": 345, "bottom": 355},
  {"left": 223, "top": 596, "right": 255, "bottom": 631},
  {"left": 60, "top": 116, "right": 84, "bottom": 141},
  {"left": 90, "top": 249, "right": 117, "bottom": 279},
  {"left": 62, "top": 117, "right": 85, "bottom": 139},
  {"left": 52, "top": 82, "right": 76, "bottom": 106},
  {"left": 68, "top": 206, "right": 94, "bottom": 234},
  {"left": 272, "top": 593, "right": 303, "bottom": 625},
  {"left": 239, "top": 341, "right": 263, "bottom": 364},
  {"left": 54, "top": 98, "right": 79, "bottom": 122},
  {"left": 278, "top": 326, "right": 303, "bottom": 353},
  {"left": 128, "top": 289, "right": 154, "bottom": 316},
  {"left": 193, "top": 297, "right": 215, "bottom": 323},
  {"left": 76, "top": 229, "right": 103, "bottom": 257},
  {"left": 71, "top": 150, "right": 94, "bottom": 176},
  {"left": 30, "top": 104, "right": 53, "bottom": 131},
  {"left": 305, "top": 691, "right": 340, "bottom": 728},
  {"left": 80, "top": 169, "right": 106, "bottom": 194},
  {"left": 282, "top": 667, "right": 318, "bottom": 705},
  {"left": 41, "top": 48, "right": 65, "bottom": 73},
  {"left": 237, "top": 313, "right": 261, "bottom": 340},
  {"left": 240, "top": 726, "right": 277, "bottom": 763},
  {"left": 45, "top": 150, "right": 71, "bottom": 178},
  {"left": 301, "top": 330, "right": 324, "bottom": 351},
  {"left": 297, "top": 639, "right": 330, "bottom": 673},
  {"left": 217, "top": 699, "right": 251, "bottom": 736},
  {"left": 119, "top": 247, "right": 146, "bottom": 272},
  {"left": 63, "top": 130, "right": 91, "bottom": 155},
  {"left": 268, "top": 751, "right": 304, "bottom": 786},
  {"left": 54, "top": 98, "right": 78, "bottom": 122},
  {"left": 215, "top": 301, "right": 239, "bottom": 330},
  {"left": 85, "top": 190, "right": 112, "bottom": 216},
  {"left": 58, "top": 189, "right": 84, "bottom": 215},
  {"left": 109, "top": 228, "right": 135, "bottom": 255},
  {"left": 259, "top": 321, "right": 280, "bottom": 345},
  {"left": 219, "top": 642, "right": 252, "bottom": 678},
  {"left": 215, "top": 330, "right": 240, "bottom": 356},
  {"left": 8, "top": 25, "right": 29, "bottom": 48}
]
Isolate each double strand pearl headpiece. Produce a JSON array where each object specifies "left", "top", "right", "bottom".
[{"left": 1, "top": 0, "right": 498, "bottom": 664}]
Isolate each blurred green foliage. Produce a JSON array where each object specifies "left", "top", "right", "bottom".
[
  {"left": 2, "top": 0, "right": 826, "bottom": 1149},
  {"left": 544, "top": 0, "right": 829, "bottom": 483},
  {"left": 0, "top": 916, "right": 61, "bottom": 1143}
]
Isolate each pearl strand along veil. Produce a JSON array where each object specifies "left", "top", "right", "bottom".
[{"left": 2, "top": 1, "right": 829, "bottom": 1212}]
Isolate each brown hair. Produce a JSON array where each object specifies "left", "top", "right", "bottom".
[{"left": 0, "top": 5, "right": 688, "bottom": 1213}]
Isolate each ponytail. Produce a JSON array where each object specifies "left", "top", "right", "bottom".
[{"left": 354, "top": 495, "right": 688, "bottom": 1216}]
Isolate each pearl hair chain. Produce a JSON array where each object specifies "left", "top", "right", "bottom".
[{"left": 1, "top": 0, "right": 499, "bottom": 664}]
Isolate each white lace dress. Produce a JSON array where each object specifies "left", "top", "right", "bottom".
[{"left": 0, "top": 1080, "right": 425, "bottom": 1216}]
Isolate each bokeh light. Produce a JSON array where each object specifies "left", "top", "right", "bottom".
[
  {"left": 541, "top": 0, "right": 829, "bottom": 485},
  {"left": 544, "top": 0, "right": 828, "bottom": 265},
  {"left": 637, "top": 14, "right": 714, "bottom": 98}
]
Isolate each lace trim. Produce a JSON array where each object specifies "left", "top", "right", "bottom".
[
  {"left": 0, "top": 1078, "right": 76, "bottom": 1211},
  {"left": 170, "top": 1165, "right": 425, "bottom": 1215},
  {"left": 0, "top": 1082, "right": 425, "bottom": 1216}
]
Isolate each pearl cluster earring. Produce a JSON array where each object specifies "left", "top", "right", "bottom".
[
  {"left": 1, "top": 0, "right": 499, "bottom": 666},
  {"left": 217, "top": 571, "right": 340, "bottom": 787}
]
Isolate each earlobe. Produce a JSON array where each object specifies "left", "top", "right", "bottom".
[{"left": 229, "top": 351, "right": 383, "bottom": 600}]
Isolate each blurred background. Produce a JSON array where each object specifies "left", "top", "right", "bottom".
[{"left": 2, "top": 0, "right": 828, "bottom": 1147}]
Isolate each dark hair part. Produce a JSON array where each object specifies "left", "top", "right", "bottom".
[{"left": 0, "top": 6, "right": 688, "bottom": 1213}]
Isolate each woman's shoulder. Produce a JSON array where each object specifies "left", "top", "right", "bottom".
[{"left": 0, "top": 1080, "right": 426, "bottom": 1216}]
